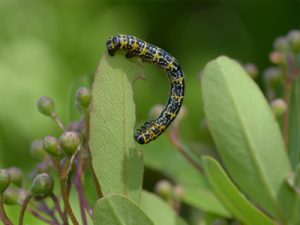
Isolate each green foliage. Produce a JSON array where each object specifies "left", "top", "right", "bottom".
[
  {"left": 143, "top": 136, "right": 230, "bottom": 217},
  {"left": 203, "top": 156, "right": 276, "bottom": 225},
  {"left": 139, "top": 191, "right": 188, "bottom": 225},
  {"left": 90, "top": 53, "right": 189, "bottom": 225},
  {"left": 288, "top": 76, "right": 300, "bottom": 168},
  {"left": 201, "top": 56, "right": 298, "bottom": 224},
  {"left": 1, "top": 3, "right": 300, "bottom": 222},
  {"left": 93, "top": 192, "right": 189, "bottom": 225},
  {"left": 89, "top": 53, "right": 144, "bottom": 202},
  {"left": 93, "top": 194, "right": 154, "bottom": 225}
]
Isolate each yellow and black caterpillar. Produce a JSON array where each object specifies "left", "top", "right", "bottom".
[{"left": 106, "top": 34, "right": 185, "bottom": 144}]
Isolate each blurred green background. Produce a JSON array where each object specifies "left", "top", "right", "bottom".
[{"left": 0, "top": 0, "right": 299, "bottom": 183}]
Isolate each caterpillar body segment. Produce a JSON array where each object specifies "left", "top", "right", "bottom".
[{"left": 106, "top": 34, "right": 185, "bottom": 144}]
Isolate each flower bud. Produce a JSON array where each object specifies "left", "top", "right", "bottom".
[
  {"left": 155, "top": 180, "right": 172, "bottom": 200},
  {"left": 37, "top": 96, "right": 55, "bottom": 117},
  {"left": 263, "top": 67, "right": 281, "bottom": 85},
  {"left": 31, "top": 173, "right": 54, "bottom": 199},
  {"left": 29, "top": 162, "right": 51, "bottom": 180},
  {"left": 273, "top": 36, "right": 289, "bottom": 52},
  {"left": 271, "top": 99, "right": 287, "bottom": 117},
  {"left": 3, "top": 188, "right": 20, "bottom": 205},
  {"left": 269, "top": 51, "right": 286, "bottom": 65},
  {"left": 200, "top": 118, "right": 208, "bottom": 129},
  {"left": 173, "top": 105, "right": 188, "bottom": 127},
  {"left": 7, "top": 167, "right": 23, "bottom": 187},
  {"left": 0, "top": 169, "right": 10, "bottom": 193},
  {"left": 43, "top": 136, "right": 61, "bottom": 157},
  {"left": 76, "top": 87, "right": 92, "bottom": 109},
  {"left": 197, "top": 70, "right": 203, "bottom": 80},
  {"left": 60, "top": 131, "right": 81, "bottom": 156},
  {"left": 212, "top": 219, "right": 230, "bottom": 225},
  {"left": 36, "top": 163, "right": 50, "bottom": 174},
  {"left": 172, "top": 185, "right": 185, "bottom": 201},
  {"left": 30, "top": 139, "right": 47, "bottom": 160},
  {"left": 287, "top": 30, "right": 300, "bottom": 52},
  {"left": 149, "top": 104, "right": 164, "bottom": 119},
  {"left": 243, "top": 63, "right": 258, "bottom": 78}
]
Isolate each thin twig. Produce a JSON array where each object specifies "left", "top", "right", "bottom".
[
  {"left": 19, "top": 192, "right": 33, "bottom": 225},
  {"left": 85, "top": 145, "right": 102, "bottom": 198},
  {"left": 89, "top": 158, "right": 102, "bottom": 198},
  {"left": 282, "top": 54, "right": 299, "bottom": 147},
  {"left": 283, "top": 80, "right": 292, "bottom": 147},
  {"left": 51, "top": 112, "right": 65, "bottom": 131},
  {"left": 78, "top": 157, "right": 92, "bottom": 217},
  {"left": 54, "top": 160, "right": 68, "bottom": 225},
  {"left": 84, "top": 109, "right": 90, "bottom": 141},
  {"left": 50, "top": 193, "right": 64, "bottom": 221},
  {"left": 73, "top": 160, "right": 88, "bottom": 225},
  {"left": 60, "top": 158, "right": 79, "bottom": 225},
  {"left": 167, "top": 126, "right": 203, "bottom": 173},
  {"left": 27, "top": 207, "right": 58, "bottom": 225},
  {"left": 39, "top": 201, "right": 59, "bottom": 224}
]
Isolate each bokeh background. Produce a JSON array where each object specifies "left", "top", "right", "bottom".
[
  {"left": 1, "top": 0, "right": 300, "bottom": 169},
  {"left": 0, "top": 0, "right": 299, "bottom": 223}
]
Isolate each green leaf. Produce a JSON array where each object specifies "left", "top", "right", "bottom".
[
  {"left": 140, "top": 191, "right": 188, "bottom": 225},
  {"left": 143, "top": 136, "right": 230, "bottom": 217},
  {"left": 93, "top": 194, "right": 154, "bottom": 225},
  {"left": 89, "top": 53, "right": 143, "bottom": 202},
  {"left": 288, "top": 76, "right": 300, "bottom": 169},
  {"left": 201, "top": 56, "right": 298, "bottom": 224},
  {"left": 203, "top": 156, "right": 276, "bottom": 225}
]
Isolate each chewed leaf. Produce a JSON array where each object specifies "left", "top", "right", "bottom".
[{"left": 89, "top": 52, "right": 143, "bottom": 202}]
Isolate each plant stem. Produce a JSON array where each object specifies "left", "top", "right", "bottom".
[
  {"left": 19, "top": 192, "right": 33, "bottom": 225},
  {"left": 84, "top": 109, "right": 90, "bottom": 141},
  {"left": 167, "top": 126, "right": 203, "bottom": 173},
  {"left": 73, "top": 160, "right": 88, "bottom": 225},
  {"left": 27, "top": 207, "right": 58, "bottom": 225},
  {"left": 282, "top": 54, "right": 299, "bottom": 147},
  {"left": 60, "top": 158, "right": 79, "bottom": 225},
  {"left": 0, "top": 195, "right": 13, "bottom": 225},
  {"left": 89, "top": 158, "right": 102, "bottom": 198},
  {"left": 53, "top": 159, "right": 69, "bottom": 225},
  {"left": 50, "top": 193, "right": 64, "bottom": 221},
  {"left": 283, "top": 80, "right": 292, "bottom": 147},
  {"left": 51, "top": 112, "right": 65, "bottom": 131},
  {"left": 39, "top": 201, "right": 59, "bottom": 224}
]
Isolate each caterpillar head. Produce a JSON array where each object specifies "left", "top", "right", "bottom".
[{"left": 106, "top": 37, "right": 116, "bottom": 56}]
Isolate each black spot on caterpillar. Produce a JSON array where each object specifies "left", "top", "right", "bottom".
[{"left": 106, "top": 34, "right": 185, "bottom": 144}]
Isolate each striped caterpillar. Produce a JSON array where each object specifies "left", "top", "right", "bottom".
[{"left": 106, "top": 34, "right": 185, "bottom": 144}]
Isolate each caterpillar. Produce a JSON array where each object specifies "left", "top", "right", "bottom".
[{"left": 106, "top": 34, "right": 185, "bottom": 144}]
